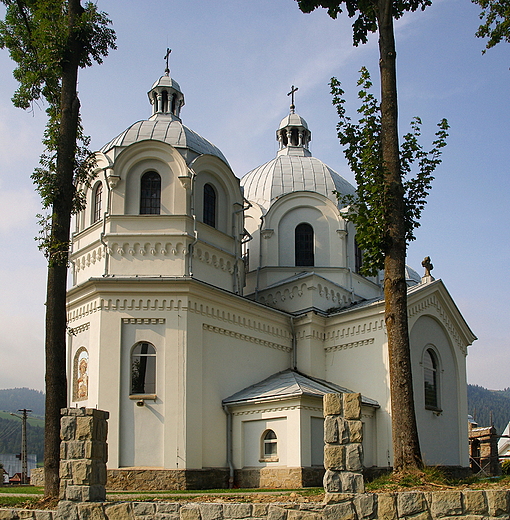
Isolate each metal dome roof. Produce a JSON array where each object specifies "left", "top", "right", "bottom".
[
  {"left": 241, "top": 154, "right": 355, "bottom": 212},
  {"left": 99, "top": 118, "right": 228, "bottom": 165}
]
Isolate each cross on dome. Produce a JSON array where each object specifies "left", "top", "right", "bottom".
[
  {"left": 164, "top": 48, "right": 172, "bottom": 76},
  {"left": 288, "top": 85, "right": 298, "bottom": 113}
]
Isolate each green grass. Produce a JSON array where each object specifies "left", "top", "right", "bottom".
[
  {"left": 0, "top": 495, "right": 42, "bottom": 507},
  {"left": 0, "top": 486, "right": 43, "bottom": 494}
]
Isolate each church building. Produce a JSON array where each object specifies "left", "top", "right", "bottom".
[{"left": 66, "top": 66, "right": 476, "bottom": 488}]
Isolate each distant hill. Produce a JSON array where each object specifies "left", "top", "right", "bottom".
[
  {"left": 0, "top": 388, "right": 45, "bottom": 417},
  {"left": 468, "top": 384, "right": 510, "bottom": 434},
  {"left": 0, "top": 388, "right": 45, "bottom": 461}
]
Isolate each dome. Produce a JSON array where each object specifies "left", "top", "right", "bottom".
[
  {"left": 241, "top": 155, "right": 355, "bottom": 212},
  {"left": 99, "top": 71, "right": 228, "bottom": 165},
  {"left": 241, "top": 100, "right": 355, "bottom": 212},
  {"left": 100, "top": 119, "right": 229, "bottom": 165}
]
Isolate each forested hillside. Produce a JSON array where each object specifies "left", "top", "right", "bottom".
[
  {"left": 0, "top": 417, "right": 44, "bottom": 461},
  {"left": 0, "top": 388, "right": 44, "bottom": 416},
  {"left": 468, "top": 384, "right": 510, "bottom": 434}
]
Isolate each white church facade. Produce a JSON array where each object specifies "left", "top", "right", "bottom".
[{"left": 66, "top": 68, "right": 476, "bottom": 488}]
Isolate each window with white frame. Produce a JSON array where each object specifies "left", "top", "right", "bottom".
[
  {"left": 424, "top": 347, "right": 440, "bottom": 410},
  {"left": 260, "top": 429, "right": 278, "bottom": 461},
  {"left": 93, "top": 182, "right": 103, "bottom": 223},
  {"left": 131, "top": 342, "right": 156, "bottom": 395}
]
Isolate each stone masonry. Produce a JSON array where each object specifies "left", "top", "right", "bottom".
[
  {"left": 59, "top": 407, "right": 109, "bottom": 502},
  {"left": 3, "top": 490, "right": 510, "bottom": 520},
  {"left": 323, "top": 392, "right": 364, "bottom": 498}
]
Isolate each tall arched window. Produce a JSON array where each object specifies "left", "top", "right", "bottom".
[
  {"left": 295, "top": 223, "right": 314, "bottom": 267},
  {"left": 424, "top": 348, "right": 439, "bottom": 409},
  {"left": 131, "top": 342, "right": 156, "bottom": 395},
  {"left": 140, "top": 171, "right": 161, "bottom": 214},
  {"left": 93, "top": 182, "right": 103, "bottom": 223},
  {"left": 354, "top": 237, "right": 363, "bottom": 274},
  {"left": 203, "top": 183, "right": 216, "bottom": 228}
]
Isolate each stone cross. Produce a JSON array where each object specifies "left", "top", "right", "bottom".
[
  {"left": 288, "top": 85, "right": 298, "bottom": 112},
  {"left": 422, "top": 256, "right": 433, "bottom": 277}
]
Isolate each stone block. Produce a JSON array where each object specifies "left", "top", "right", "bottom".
[
  {"left": 0, "top": 510, "right": 16, "bottom": 520},
  {"left": 77, "top": 503, "right": 105, "bottom": 520},
  {"left": 287, "top": 511, "right": 321, "bottom": 520},
  {"left": 81, "top": 484, "right": 107, "bottom": 502},
  {"left": 486, "top": 490, "right": 510, "bottom": 517},
  {"left": 60, "top": 460, "right": 72, "bottom": 479},
  {"left": 65, "top": 485, "right": 84, "bottom": 502},
  {"left": 347, "top": 421, "right": 362, "bottom": 443},
  {"left": 223, "top": 504, "right": 251, "bottom": 519},
  {"left": 67, "top": 440, "right": 86, "bottom": 459},
  {"left": 61, "top": 416, "right": 77, "bottom": 441},
  {"left": 56, "top": 500, "right": 79, "bottom": 520},
  {"left": 463, "top": 491, "right": 488, "bottom": 515},
  {"left": 431, "top": 491, "right": 462, "bottom": 517},
  {"left": 94, "top": 419, "right": 108, "bottom": 442},
  {"left": 198, "top": 504, "right": 223, "bottom": 520},
  {"left": 324, "top": 445, "right": 345, "bottom": 470},
  {"left": 157, "top": 504, "right": 179, "bottom": 514},
  {"left": 105, "top": 503, "right": 134, "bottom": 520},
  {"left": 267, "top": 505, "right": 288, "bottom": 520},
  {"left": 397, "top": 492, "right": 427, "bottom": 517},
  {"left": 324, "top": 469, "right": 341, "bottom": 493},
  {"left": 252, "top": 505, "right": 268, "bottom": 517},
  {"left": 324, "top": 416, "right": 339, "bottom": 444},
  {"left": 76, "top": 416, "right": 95, "bottom": 440},
  {"left": 377, "top": 493, "right": 397, "bottom": 520},
  {"left": 156, "top": 514, "right": 179, "bottom": 520},
  {"left": 73, "top": 460, "right": 93, "bottom": 485},
  {"left": 345, "top": 444, "right": 363, "bottom": 472},
  {"left": 323, "top": 502, "right": 357, "bottom": 520},
  {"left": 340, "top": 472, "right": 364, "bottom": 493},
  {"left": 33, "top": 512, "right": 54, "bottom": 520},
  {"left": 354, "top": 494, "right": 376, "bottom": 519},
  {"left": 343, "top": 393, "right": 361, "bottom": 420},
  {"left": 323, "top": 394, "right": 342, "bottom": 416},
  {"left": 180, "top": 506, "right": 201, "bottom": 520},
  {"left": 60, "top": 442, "right": 68, "bottom": 460},
  {"left": 132, "top": 503, "right": 156, "bottom": 516},
  {"left": 17, "top": 512, "right": 35, "bottom": 519}
]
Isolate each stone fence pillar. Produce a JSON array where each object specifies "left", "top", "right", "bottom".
[
  {"left": 59, "top": 408, "right": 109, "bottom": 502},
  {"left": 323, "top": 393, "right": 364, "bottom": 498}
]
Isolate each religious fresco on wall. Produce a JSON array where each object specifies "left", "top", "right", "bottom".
[{"left": 73, "top": 347, "right": 89, "bottom": 401}]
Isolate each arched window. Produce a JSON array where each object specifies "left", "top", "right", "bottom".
[
  {"left": 295, "top": 223, "right": 314, "bottom": 266},
  {"left": 261, "top": 429, "right": 278, "bottom": 460},
  {"left": 140, "top": 171, "right": 161, "bottom": 214},
  {"left": 203, "top": 183, "right": 216, "bottom": 228},
  {"left": 93, "top": 183, "right": 103, "bottom": 223},
  {"left": 131, "top": 342, "right": 156, "bottom": 395},
  {"left": 424, "top": 348, "right": 439, "bottom": 409}
]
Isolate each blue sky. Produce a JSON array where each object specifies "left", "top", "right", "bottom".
[{"left": 0, "top": 0, "right": 508, "bottom": 391}]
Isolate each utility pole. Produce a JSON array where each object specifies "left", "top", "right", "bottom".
[{"left": 10, "top": 409, "right": 32, "bottom": 484}]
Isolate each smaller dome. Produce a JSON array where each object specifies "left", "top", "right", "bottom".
[
  {"left": 278, "top": 113, "right": 309, "bottom": 130},
  {"left": 151, "top": 74, "right": 182, "bottom": 93}
]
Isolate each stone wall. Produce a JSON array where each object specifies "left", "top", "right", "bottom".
[
  {"left": 59, "top": 408, "right": 109, "bottom": 502},
  {"left": 323, "top": 392, "right": 364, "bottom": 496},
  {"left": 2, "top": 490, "right": 510, "bottom": 520},
  {"left": 235, "top": 467, "right": 324, "bottom": 489}
]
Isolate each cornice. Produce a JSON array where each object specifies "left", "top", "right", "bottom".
[
  {"left": 68, "top": 322, "right": 90, "bottom": 335},
  {"left": 203, "top": 323, "right": 291, "bottom": 353},
  {"left": 232, "top": 404, "right": 322, "bottom": 416},
  {"left": 325, "top": 337, "right": 375, "bottom": 354}
]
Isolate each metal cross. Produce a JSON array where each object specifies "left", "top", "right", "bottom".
[
  {"left": 164, "top": 48, "right": 172, "bottom": 75},
  {"left": 287, "top": 85, "right": 298, "bottom": 112}
]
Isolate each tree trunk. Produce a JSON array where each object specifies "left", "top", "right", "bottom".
[
  {"left": 377, "top": 0, "right": 423, "bottom": 472},
  {"left": 43, "top": 0, "right": 83, "bottom": 498}
]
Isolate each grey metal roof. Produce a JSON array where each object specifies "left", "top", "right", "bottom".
[
  {"left": 222, "top": 369, "right": 379, "bottom": 407},
  {"left": 240, "top": 155, "right": 355, "bottom": 212},
  {"left": 99, "top": 118, "right": 229, "bottom": 165}
]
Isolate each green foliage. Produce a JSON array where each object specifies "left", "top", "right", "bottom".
[
  {"left": 330, "top": 68, "right": 448, "bottom": 276},
  {"left": 0, "top": 0, "right": 116, "bottom": 259},
  {"left": 0, "top": 417, "right": 44, "bottom": 461},
  {"left": 502, "top": 460, "right": 510, "bottom": 475},
  {"left": 468, "top": 384, "right": 510, "bottom": 433},
  {"left": 472, "top": 0, "right": 510, "bottom": 52},
  {"left": 295, "top": 0, "right": 432, "bottom": 45}
]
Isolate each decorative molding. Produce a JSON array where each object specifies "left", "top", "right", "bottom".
[
  {"left": 408, "top": 294, "right": 467, "bottom": 355},
  {"left": 68, "top": 322, "right": 90, "bottom": 335},
  {"left": 325, "top": 337, "right": 375, "bottom": 353},
  {"left": 103, "top": 298, "right": 183, "bottom": 312},
  {"left": 203, "top": 323, "right": 291, "bottom": 353},
  {"left": 178, "top": 175, "right": 192, "bottom": 190},
  {"left": 336, "top": 229, "right": 347, "bottom": 239},
  {"left": 325, "top": 319, "right": 385, "bottom": 342},
  {"left": 192, "top": 246, "right": 235, "bottom": 273},
  {"left": 261, "top": 229, "right": 274, "bottom": 239},
  {"left": 122, "top": 318, "right": 165, "bottom": 325},
  {"left": 232, "top": 404, "right": 322, "bottom": 416},
  {"left": 189, "top": 300, "right": 290, "bottom": 341},
  {"left": 108, "top": 241, "right": 185, "bottom": 259},
  {"left": 74, "top": 245, "right": 105, "bottom": 272}
]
